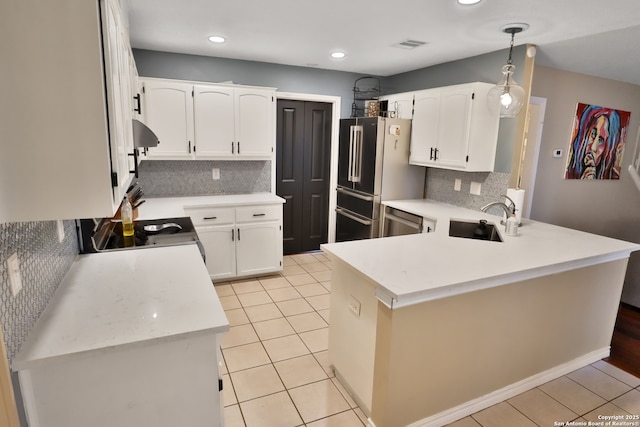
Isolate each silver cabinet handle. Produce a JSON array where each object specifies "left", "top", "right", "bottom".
[
  {"left": 336, "top": 187, "right": 374, "bottom": 201},
  {"left": 335, "top": 207, "right": 372, "bottom": 226}
]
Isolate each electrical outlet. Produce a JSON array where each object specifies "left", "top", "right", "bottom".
[
  {"left": 57, "top": 220, "right": 65, "bottom": 243},
  {"left": 348, "top": 295, "right": 361, "bottom": 318},
  {"left": 470, "top": 181, "right": 482, "bottom": 195},
  {"left": 454, "top": 179, "right": 462, "bottom": 192},
  {"left": 8, "top": 253, "right": 22, "bottom": 297},
  {"left": 212, "top": 168, "right": 220, "bottom": 180}
]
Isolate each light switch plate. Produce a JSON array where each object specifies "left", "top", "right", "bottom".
[
  {"left": 348, "top": 295, "right": 361, "bottom": 318},
  {"left": 470, "top": 181, "right": 482, "bottom": 195},
  {"left": 454, "top": 179, "right": 462, "bottom": 192},
  {"left": 8, "top": 252, "right": 22, "bottom": 297},
  {"left": 212, "top": 168, "right": 220, "bottom": 180},
  {"left": 57, "top": 220, "right": 65, "bottom": 243}
]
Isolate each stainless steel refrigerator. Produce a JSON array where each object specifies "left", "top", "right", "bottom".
[{"left": 335, "top": 117, "right": 425, "bottom": 241}]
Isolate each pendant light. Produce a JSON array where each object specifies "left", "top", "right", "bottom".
[{"left": 487, "top": 25, "right": 527, "bottom": 118}]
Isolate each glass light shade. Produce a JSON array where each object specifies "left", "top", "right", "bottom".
[{"left": 487, "top": 64, "right": 525, "bottom": 118}]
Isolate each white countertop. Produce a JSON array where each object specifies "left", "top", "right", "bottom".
[
  {"left": 136, "top": 193, "right": 285, "bottom": 220},
  {"left": 13, "top": 244, "right": 229, "bottom": 370},
  {"left": 321, "top": 199, "right": 640, "bottom": 308}
]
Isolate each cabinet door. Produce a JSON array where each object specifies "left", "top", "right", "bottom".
[
  {"left": 409, "top": 89, "right": 440, "bottom": 165},
  {"left": 143, "top": 80, "right": 194, "bottom": 159},
  {"left": 102, "top": 0, "right": 133, "bottom": 205},
  {"left": 385, "top": 94, "right": 414, "bottom": 119},
  {"left": 193, "top": 85, "right": 235, "bottom": 157},
  {"left": 236, "top": 223, "right": 282, "bottom": 277},
  {"left": 436, "top": 86, "right": 473, "bottom": 168},
  {"left": 198, "top": 226, "right": 237, "bottom": 281},
  {"left": 235, "top": 88, "right": 274, "bottom": 157}
]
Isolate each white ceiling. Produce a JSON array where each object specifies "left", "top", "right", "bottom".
[{"left": 128, "top": 0, "right": 640, "bottom": 85}]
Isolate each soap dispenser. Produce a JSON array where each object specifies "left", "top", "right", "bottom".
[{"left": 505, "top": 209, "right": 519, "bottom": 237}]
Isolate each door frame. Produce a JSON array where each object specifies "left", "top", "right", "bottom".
[
  {"left": 275, "top": 92, "right": 341, "bottom": 244},
  {"left": 520, "top": 96, "right": 547, "bottom": 219}
]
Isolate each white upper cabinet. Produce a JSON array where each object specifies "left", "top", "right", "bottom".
[
  {"left": 409, "top": 82, "right": 500, "bottom": 172},
  {"left": 409, "top": 89, "right": 440, "bottom": 165},
  {"left": 142, "top": 80, "right": 195, "bottom": 159},
  {"left": 380, "top": 92, "right": 415, "bottom": 120},
  {"left": 141, "top": 78, "right": 275, "bottom": 160},
  {"left": 193, "top": 85, "right": 235, "bottom": 157},
  {"left": 234, "top": 88, "right": 275, "bottom": 157},
  {"left": 0, "top": 0, "right": 136, "bottom": 221}
]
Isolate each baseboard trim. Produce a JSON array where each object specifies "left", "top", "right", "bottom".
[{"left": 405, "top": 348, "right": 610, "bottom": 427}]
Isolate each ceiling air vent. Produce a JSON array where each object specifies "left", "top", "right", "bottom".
[{"left": 393, "top": 39, "right": 428, "bottom": 50}]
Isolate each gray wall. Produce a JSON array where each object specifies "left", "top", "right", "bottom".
[
  {"left": 134, "top": 49, "right": 373, "bottom": 119},
  {"left": 530, "top": 66, "right": 640, "bottom": 307}
]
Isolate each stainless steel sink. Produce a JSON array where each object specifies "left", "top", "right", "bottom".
[{"left": 449, "top": 219, "right": 503, "bottom": 242}]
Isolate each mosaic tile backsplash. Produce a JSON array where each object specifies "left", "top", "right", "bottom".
[
  {"left": 0, "top": 220, "right": 78, "bottom": 362},
  {"left": 426, "top": 168, "right": 511, "bottom": 211},
  {"left": 136, "top": 160, "right": 271, "bottom": 197}
]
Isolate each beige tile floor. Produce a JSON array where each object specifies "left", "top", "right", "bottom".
[{"left": 215, "top": 252, "right": 640, "bottom": 427}]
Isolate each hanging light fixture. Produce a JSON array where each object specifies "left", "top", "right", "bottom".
[{"left": 487, "top": 24, "right": 528, "bottom": 118}]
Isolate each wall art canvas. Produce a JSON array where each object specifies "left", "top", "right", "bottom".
[{"left": 565, "top": 102, "right": 631, "bottom": 180}]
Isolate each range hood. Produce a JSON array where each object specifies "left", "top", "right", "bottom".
[{"left": 132, "top": 119, "right": 160, "bottom": 148}]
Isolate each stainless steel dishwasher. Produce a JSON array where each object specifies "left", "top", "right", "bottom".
[{"left": 381, "top": 205, "right": 432, "bottom": 237}]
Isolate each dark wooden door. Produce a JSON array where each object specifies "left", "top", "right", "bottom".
[{"left": 276, "top": 100, "right": 332, "bottom": 255}]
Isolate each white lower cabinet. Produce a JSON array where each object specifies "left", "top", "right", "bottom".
[{"left": 187, "top": 203, "right": 283, "bottom": 281}]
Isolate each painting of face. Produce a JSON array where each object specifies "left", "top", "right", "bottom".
[{"left": 565, "top": 103, "right": 631, "bottom": 180}]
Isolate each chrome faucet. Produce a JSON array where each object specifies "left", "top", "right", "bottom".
[
  {"left": 480, "top": 202, "right": 513, "bottom": 218},
  {"left": 481, "top": 195, "right": 518, "bottom": 228},
  {"left": 481, "top": 194, "right": 516, "bottom": 216}
]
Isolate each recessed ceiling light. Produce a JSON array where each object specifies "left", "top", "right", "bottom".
[
  {"left": 331, "top": 51, "right": 346, "bottom": 59},
  {"left": 208, "top": 36, "right": 226, "bottom": 44},
  {"left": 458, "top": 0, "right": 481, "bottom": 4}
]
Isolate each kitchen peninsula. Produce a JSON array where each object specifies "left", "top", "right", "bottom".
[{"left": 321, "top": 200, "right": 640, "bottom": 427}]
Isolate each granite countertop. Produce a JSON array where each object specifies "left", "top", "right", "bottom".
[
  {"left": 321, "top": 199, "right": 640, "bottom": 308},
  {"left": 13, "top": 244, "right": 229, "bottom": 370}
]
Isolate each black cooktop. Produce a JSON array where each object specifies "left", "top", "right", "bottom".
[{"left": 80, "top": 217, "right": 199, "bottom": 253}]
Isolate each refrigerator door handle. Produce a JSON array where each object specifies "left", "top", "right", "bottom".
[
  {"left": 353, "top": 125, "right": 363, "bottom": 183},
  {"left": 348, "top": 126, "right": 355, "bottom": 181},
  {"left": 336, "top": 187, "right": 374, "bottom": 202},
  {"left": 335, "top": 207, "right": 372, "bottom": 226}
]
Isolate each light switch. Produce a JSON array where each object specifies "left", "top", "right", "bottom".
[
  {"left": 57, "top": 220, "right": 65, "bottom": 242},
  {"left": 454, "top": 179, "right": 462, "bottom": 192},
  {"left": 470, "top": 181, "right": 482, "bottom": 195},
  {"left": 212, "top": 168, "right": 220, "bottom": 180},
  {"left": 8, "top": 253, "right": 22, "bottom": 297}
]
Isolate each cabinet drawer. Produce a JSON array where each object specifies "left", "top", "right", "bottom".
[
  {"left": 185, "top": 207, "right": 235, "bottom": 226},
  {"left": 236, "top": 204, "right": 281, "bottom": 223}
]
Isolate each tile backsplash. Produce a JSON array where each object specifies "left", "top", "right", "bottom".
[
  {"left": 0, "top": 220, "right": 78, "bottom": 362},
  {"left": 426, "top": 168, "right": 511, "bottom": 210},
  {"left": 136, "top": 160, "right": 271, "bottom": 197}
]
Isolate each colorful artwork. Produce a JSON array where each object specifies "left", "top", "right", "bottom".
[{"left": 565, "top": 103, "right": 631, "bottom": 180}]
